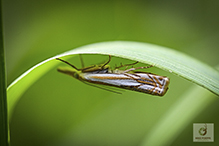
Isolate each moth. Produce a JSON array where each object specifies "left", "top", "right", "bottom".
[{"left": 56, "top": 55, "right": 169, "bottom": 96}]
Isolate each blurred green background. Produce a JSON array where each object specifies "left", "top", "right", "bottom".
[{"left": 3, "top": 0, "right": 219, "bottom": 146}]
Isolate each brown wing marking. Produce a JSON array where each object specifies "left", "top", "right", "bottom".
[
  {"left": 147, "top": 74, "right": 157, "bottom": 94},
  {"left": 150, "top": 75, "right": 163, "bottom": 89},
  {"left": 123, "top": 73, "right": 157, "bottom": 94},
  {"left": 124, "top": 73, "right": 156, "bottom": 87}
]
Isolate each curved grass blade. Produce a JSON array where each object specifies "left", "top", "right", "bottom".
[{"left": 7, "top": 41, "right": 219, "bottom": 119}]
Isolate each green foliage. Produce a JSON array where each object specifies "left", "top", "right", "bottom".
[
  {"left": 140, "top": 85, "right": 216, "bottom": 146},
  {"left": 4, "top": 1, "right": 219, "bottom": 146}
]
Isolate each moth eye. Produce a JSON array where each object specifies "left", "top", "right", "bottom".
[{"left": 74, "top": 73, "right": 79, "bottom": 78}]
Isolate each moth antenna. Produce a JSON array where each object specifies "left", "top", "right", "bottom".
[{"left": 56, "top": 58, "right": 79, "bottom": 70}]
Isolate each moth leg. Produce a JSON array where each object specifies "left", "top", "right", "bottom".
[
  {"left": 79, "top": 54, "right": 84, "bottom": 68},
  {"left": 115, "top": 61, "right": 139, "bottom": 69},
  {"left": 122, "top": 65, "right": 154, "bottom": 73},
  {"left": 101, "top": 55, "right": 111, "bottom": 69}
]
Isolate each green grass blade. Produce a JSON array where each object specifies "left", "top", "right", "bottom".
[
  {"left": 7, "top": 41, "right": 219, "bottom": 119},
  {"left": 0, "top": 0, "right": 9, "bottom": 145}
]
